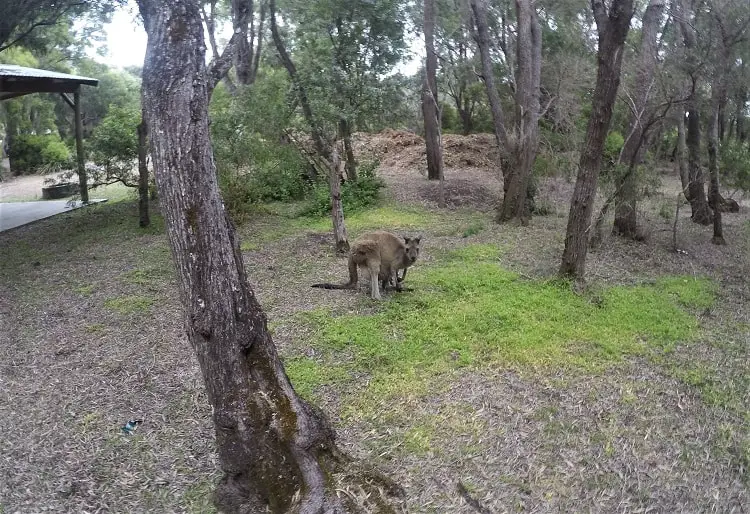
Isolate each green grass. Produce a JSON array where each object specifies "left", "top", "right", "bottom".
[
  {"left": 286, "top": 244, "right": 716, "bottom": 409},
  {"left": 104, "top": 294, "right": 155, "bottom": 315}
]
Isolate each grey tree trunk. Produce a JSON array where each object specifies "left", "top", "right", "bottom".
[
  {"left": 676, "top": 108, "right": 690, "bottom": 194},
  {"left": 74, "top": 89, "right": 89, "bottom": 204},
  {"left": 232, "top": 0, "right": 264, "bottom": 85},
  {"left": 330, "top": 142, "right": 350, "bottom": 253},
  {"left": 470, "top": 0, "right": 510, "bottom": 170},
  {"left": 497, "top": 0, "right": 541, "bottom": 223},
  {"left": 423, "top": 0, "right": 444, "bottom": 182},
  {"left": 560, "top": 0, "right": 634, "bottom": 280},
  {"left": 137, "top": 117, "right": 150, "bottom": 228},
  {"left": 135, "top": 1, "right": 402, "bottom": 510},
  {"left": 676, "top": 0, "right": 711, "bottom": 225},
  {"left": 613, "top": 0, "right": 665, "bottom": 239},
  {"left": 337, "top": 118, "right": 357, "bottom": 182}
]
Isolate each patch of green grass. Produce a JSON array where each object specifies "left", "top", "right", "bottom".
[
  {"left": 283, "top": 357, "right": 353, "bottom": 400},
  {"left": 104, "top": 294, "right": 155, "bottom": 315},
  {"left": 301, "top": 205, "right": 438, "bottom": 234},
  {"left": 83, "top": 323, "right": 107, "bottom": 334},
  {"left": 183, "top": 478, "right": 219, "bottom": 514},
  {"left": 123, "top": 265, "right": 173, "bottom": 287},
  {"left": 294, "top": 244, "right": 715, "bottom": 408},
  {"left": 74, "top": 283, "right": 95, "bottom": 296},
  {"left": 462, "top": 221, "right": 485, "bottom": 238}
]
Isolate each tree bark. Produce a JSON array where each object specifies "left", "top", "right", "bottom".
[
  {"left": 137, "top": 117, "right": 150, "bottom": 228},
  {"left": 470, "top": 0, "right": 510, "bottom": 165},
  {"left": 560, "top": 0, "right": 634, "bottom": 280},
  {"left": 737, "top": 88, "right": 747, "bottom": 141},
  {"left": 74, "top": 88, "right": 89, "bottom": 204},
  {"left": 613, "top": 0, "right": 665, "bottom": 239},
  {"left": 135, "top": 1, "right": 402, "bottom": 510},
  {"left": 330, "top": 142, "right": 350, "bottom": 253},
  {"left": 676, "top": 0, "right": 711, "bottom": 225},
  {"left": 676, "top": 108, "right": 690, "bottom": 194},
  {"left": 423, "top": 0, "right": 444, "bottom": 182},
  {"left": 497, "top": 0, "right": 541, "bottom": 223},
  {"left": 269, "top": 0, "right": 330, "bottom": 165},
  {"left": 337, "top": 118, "right": 357, "bottom": 182},
  {"left": 232, "top": 0, "right": 264, "bottom": 85}
]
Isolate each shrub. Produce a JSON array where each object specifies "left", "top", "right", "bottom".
[
  {"left": 87, "top": 105, "right": 140, "bottom": 185},
  {"left": 720, "top": 140, "right": 750, "bottom": 196},
  {"left": 8, "top": 133, "right": 71, "bottom": 175},
  {"left": 300, "top": 160, "right": 385, "bottom": 218}
]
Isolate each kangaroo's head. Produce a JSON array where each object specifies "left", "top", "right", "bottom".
[{"left": 402, "top": 234, "right": 422, "bottom": 265}]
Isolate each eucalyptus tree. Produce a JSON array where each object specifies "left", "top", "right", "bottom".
[
  {"left": 135, "top": 0, "right": 403, "bottom": 509},
  {"left": 560, "top": 0, "right": 635, "bottom": 279}
]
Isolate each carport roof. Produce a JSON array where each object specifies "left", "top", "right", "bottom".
[{"left": 0, "top": 64, "right": 98, "bottom": 101}]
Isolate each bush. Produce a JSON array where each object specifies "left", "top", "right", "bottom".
[
  {"left": 300, "top": 160, "right": 385, "bottom": 217},
  {"left": 720, "top": 140, "right": 750, "bottom": 196},
  {"left": 8, "top": 133, "right": 71, "bottom": 175},
  {"left": 88, "top": 105, "right": 140, "bottom": 185}
]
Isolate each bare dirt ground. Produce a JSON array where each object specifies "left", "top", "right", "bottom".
[{"left": 1, "top": 130, "right": 748, "bottom": 512}]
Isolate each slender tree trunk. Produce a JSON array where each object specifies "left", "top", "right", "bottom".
[
  {"left": 458, "top": 96, "right": 473, "bottom": 135},
  {"left": 423, "top": 0, "right": 444, "bottom": 182},
  {"left": 676, "top": 108, "right": 690, "bottom": 194},
  {"left": 337, "top": 118, "right": 357, "bottom": 182},
  {"left": 330, "top": 142, "right": 349, "bottom": 253},
  {"left": 685, "top": 98, "right": 712, "bottom": 224},
  {"left": 707, "top": 105, "right": 725, "bottom": 244},
  {"left": 560, "top": 0, "right": 634, "bottom": 279},
  {"left": 74, "top": 88, "right": 89, "bottom": 204},
  {"left": 497, "top": 0, "right": 541, "bottom": 223},
  {"left": 135, "top": 1, "right": 402, "bottom": 510},
  {"left": 470, "top": 0, "right": 510, "bottom": 174},
  {"left": 269, "top": 0, "right": 330, "bottom": 165},
  {"left": 613, "top": 0, "right": 665, "bottom": 239},
  {"left": 137, "top": 117, "right": 150, "bottom": 228},
  {"left": 737, "top": 88, "right": 747, "bottom": 142}
]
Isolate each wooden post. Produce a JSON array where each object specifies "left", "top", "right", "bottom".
[{"left": 74, "top": 87, "right": 88, "bottom": 203}]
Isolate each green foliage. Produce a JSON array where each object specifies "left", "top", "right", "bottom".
[
  {"left": 720, "top": 140, "right": 750, "bottom": 194},
  {"left": 210, "top": 71, "right": 309, "bottom": 222},
  {"left": 300, "top": 161, "right": 385, "bottom": 217},
  {"left": 7, "top": 133, "right": 71, "bottom": 174},
  {"left": 289, "top": 245, "right": 715, "bottom": 403},
  {"left": 604, "top": 131, "right": 625, "bottom": 164},
  {"left": 87, "top": 105, "right": 140, "bottom": 185}
]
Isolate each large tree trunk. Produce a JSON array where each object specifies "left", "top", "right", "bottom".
[
  {"left": 612, "top": 0, "right": 665, "bottom": 239},
  {"left": 269, "top": 0, "right": 330, "bottom": 166},
  {"left": 560, "top": 0, "right": 634, "bottom": 280},
  {"left": 707, "top": 103, "right": 725, "bottom": 245},
  {"left": 423, "top": 0, "right": 444, "bottom": 182},
  {"left": 136, "top": 1, "right": 402, "bottom": 510},
  {"left": 137, "top": 117, "right": 150, "bottom": 228},
  {"left": 737, "top": 88, "right": 747, "bottom": 142},
  {"left": 330, "top": 142, "right": 350, "bottom": 253},
  {"left": 497, "top": 0, "right": 541, "bottom": 223}
]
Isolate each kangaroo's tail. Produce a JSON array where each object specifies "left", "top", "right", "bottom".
[{"left": 311, "top": 282, "right": 356, "bottom": 290}]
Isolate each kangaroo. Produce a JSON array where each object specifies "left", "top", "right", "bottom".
[{"left": 312, "top": 231, "right": 422, "bottom": 300}]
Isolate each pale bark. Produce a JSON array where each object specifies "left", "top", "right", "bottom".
[
  {"left": 560, "top": 0, "right": 635, "bottom": 279},
  {"left": 423, "top": 0, "right": 444, "bottom": 183},
  {"left": 613, "top": 0, "right": 665, "bottom": 239},
  {"left": 135, "top": 1, "right": 401, "bottom": 510},
  {"left": 330, "top": 142, "right": 350, "bottom": 253},
  {"left": 74, "top": 88, "right": 88, "bottom": 204},
  {"left": 137, "top": 117, "right": 150, "bottom": 228},
  {"left": 676, "top": 108, "right": 690, "bottom": 194},
  {"left": 676, "top": 0, "right": 711, "bottom": 224},
  {"left": 497, "top": 0, "right": 541, "bottom": 223}
]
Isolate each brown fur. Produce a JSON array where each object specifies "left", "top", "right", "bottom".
[{"left": 312, "top": 231, "right": 422, "bottom": 300}]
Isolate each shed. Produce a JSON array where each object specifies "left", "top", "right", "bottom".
[{"left": 0, "top": 64, "right": 99, "bottom": 202}]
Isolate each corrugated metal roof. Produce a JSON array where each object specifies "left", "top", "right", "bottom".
[{"left": 0, "top": 64, "right": 98, "bottom": 85}]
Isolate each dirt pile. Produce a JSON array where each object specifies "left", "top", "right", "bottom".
[{"left": 353, "top": 129, "right": 500, "bottom": 176}]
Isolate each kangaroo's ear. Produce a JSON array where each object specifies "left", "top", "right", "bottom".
[
  {"left": 403, "top": 236, "right": 411, "bottom": 244},
  {"left": 413, "top": 233, "right": 422, "bottom": 244}
]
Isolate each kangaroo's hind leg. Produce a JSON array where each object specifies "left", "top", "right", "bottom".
[{"left": 367, "top": 259, "right": 382, "bottom": 300}]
